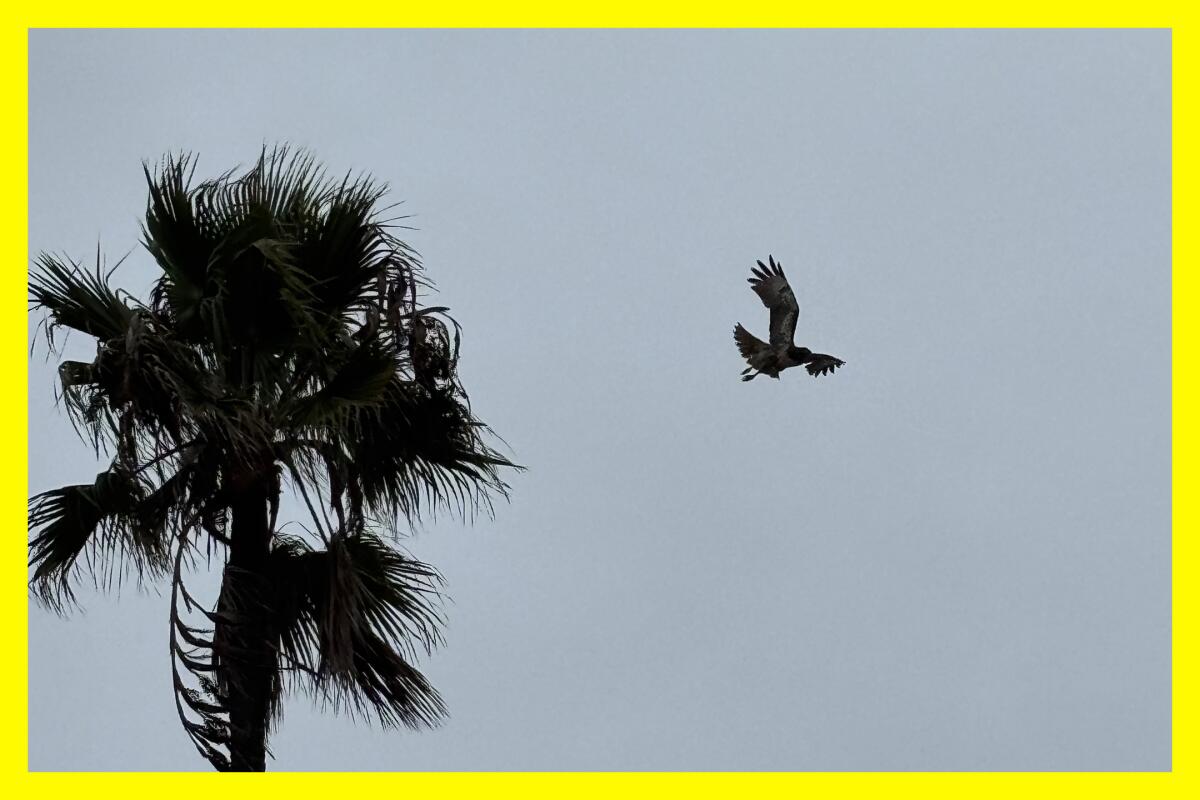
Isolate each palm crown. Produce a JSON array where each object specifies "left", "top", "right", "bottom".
[{"left": 28, "top": 147, "right": 519, "bottom": 770}]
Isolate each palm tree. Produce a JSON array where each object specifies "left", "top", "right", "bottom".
[{"left": 28, "top": 147, "right": 519, "bottom": 771}]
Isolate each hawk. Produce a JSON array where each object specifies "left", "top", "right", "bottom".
[{"left": 733, "top": 255, "right": 845, "bottom": 381}]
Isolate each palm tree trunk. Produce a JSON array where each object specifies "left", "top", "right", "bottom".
[{"left": 219, "top": 488, "right": 274, "bottom": 772}]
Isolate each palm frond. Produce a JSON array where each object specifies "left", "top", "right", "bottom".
[
  {"left": 268, "top": 532, "right": 447, "bottom": 728},
  {"left": 141, "top": 153, "right": 213, "bottom": 334},
  {"left": 284, "top": 340, "right": 398, "bottom": 427},
  {"left": 346, "top": 378, "right": 519, "bottom": 523},
  {"left": 52, "top": 303, "right": 271, "bottom": 469},
  {"left": 169, "top": 535, "right": 231, "bottom": 771},
  {"left": 29, "top": 250, "right": 134, "bottom": 349},
  {"left": 28, "top": 467, "right": 169, "bottom": 610}
]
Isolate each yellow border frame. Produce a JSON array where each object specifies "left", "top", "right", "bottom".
[{"left": 7, "top": 5, "right": 1186, "bottom": 795}]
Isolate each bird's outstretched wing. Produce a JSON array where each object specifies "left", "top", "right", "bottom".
[
  {"left": 748, "top": 256, "right": 799, "bottom": 346},
  {"left": 805, "top": 353, "right": 846, "bottom": 377},
  {"left": 733, "top": 321, "right": 772, "bottom": 364}
]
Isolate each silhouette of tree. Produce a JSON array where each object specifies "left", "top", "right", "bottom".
[{"left": 28, "top": 147, "right": 519, "bottom": 771}]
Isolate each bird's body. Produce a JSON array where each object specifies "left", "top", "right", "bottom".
[{"left": 733, "top": 256, "right": 845, "bottom": 381}]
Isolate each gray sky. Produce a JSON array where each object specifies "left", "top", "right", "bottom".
[{"left": 28, "top": 29, "right": 1170, "bottom": 771}]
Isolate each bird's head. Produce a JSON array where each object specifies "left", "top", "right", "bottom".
[{"left": 788, "top": 346, "right": 812, "bottom": 362}]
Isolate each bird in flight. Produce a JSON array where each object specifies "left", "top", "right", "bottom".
[{"left": 733, "top": 255, "right": 845, "bottom": 382}]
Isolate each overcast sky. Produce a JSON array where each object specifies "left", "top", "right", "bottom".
[{"left": 28, "top": 29, "right": 1170, "bottom": 771}]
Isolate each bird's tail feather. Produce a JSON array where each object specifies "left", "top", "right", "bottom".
[{"left": 805, "top": 354, "right": 846, "bottom": 377}]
